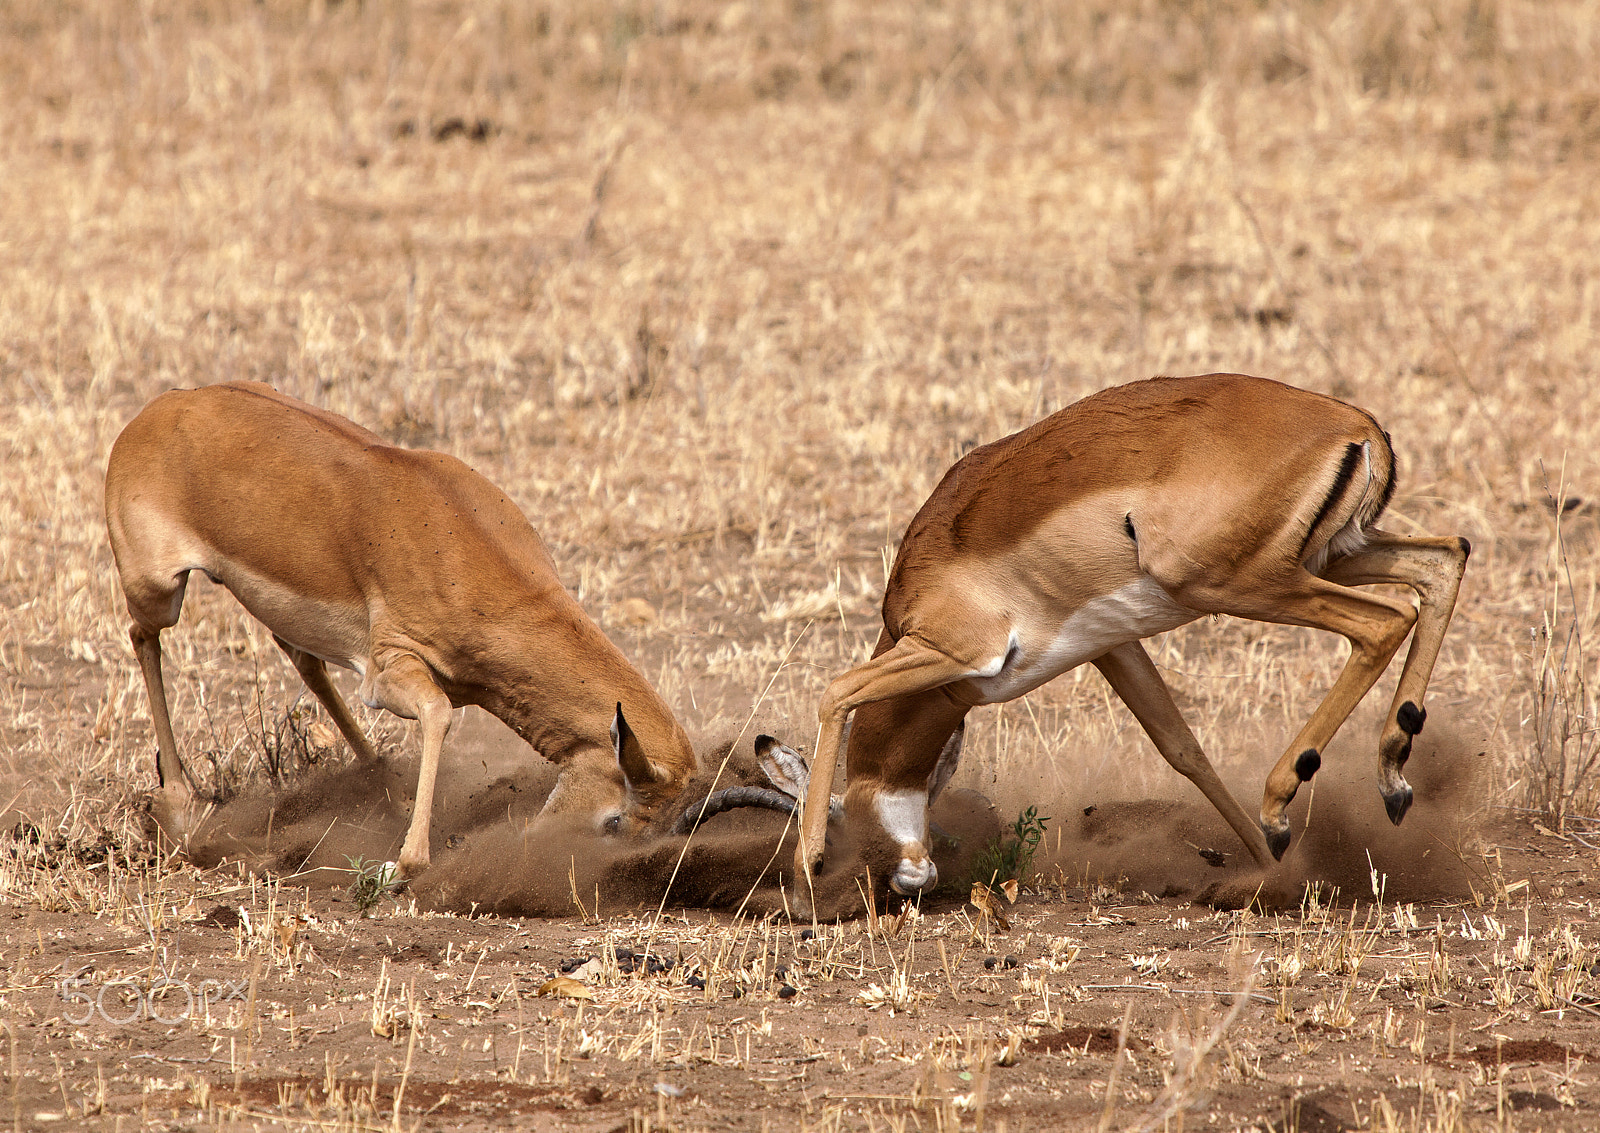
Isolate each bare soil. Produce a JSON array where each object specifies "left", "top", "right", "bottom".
[{"left": 3, "top": 809, "right": 1596, "bottom": 1131}]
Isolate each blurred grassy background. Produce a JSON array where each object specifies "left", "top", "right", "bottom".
[{"left": 0, "top": 0, "right": 1595, "bottom": 846}]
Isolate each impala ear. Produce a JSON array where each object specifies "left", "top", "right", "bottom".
[
  {"left": 612, "top": 703, "right": 667, "bottom": 790},
  {"left": 754, "top": 734, "right": 811, "bottom": 802},
  {"left": 926, "top": 720, "right": 965, "bottom": 807}
]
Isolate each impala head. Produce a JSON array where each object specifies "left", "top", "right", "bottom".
[
  {"left": 849, "top": 720, "right": 967, "bottom": 897},
  {"left": 539, "top": 704, "right": 694, "bottom": 837},
  {"left": 665, "top": 727, "right": 963, "bottom": 902}
]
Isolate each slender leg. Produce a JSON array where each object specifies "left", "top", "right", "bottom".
[
  {"left": 272, "top": 635, "right": 382, "bottom": 763},
  {"left": 130, "top": 622, "right": 207, "bottom": 852},
  {"left": 367, "top": 653, "right": 454, "bottom": 877},
  {"left": 797, "top": 636, "right": 983, "bottom": 894},
  {"left": 131, "top": 625, "right": 190, "bottom": 793},
  {"left": 1179, "top": 574, "right": 1417, "bottom": 858},
  {"left": 1320, "top": 533, "right": 1470, "bottom": 821},
  {"left": 1092, "top": 641, "right": 1276, "bottom": 868}
]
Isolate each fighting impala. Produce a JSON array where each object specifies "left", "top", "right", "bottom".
[
  {"left": 793, "top": 374, "right": 1470, "bottom": 899},
  {"left": 106, "top": 381, "right": 697, "bottom": 877}
]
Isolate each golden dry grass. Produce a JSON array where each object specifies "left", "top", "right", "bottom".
[{"left": 0, "top": 0, "right": 1597, "bottom": 853}]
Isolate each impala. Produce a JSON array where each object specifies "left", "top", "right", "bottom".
[
  {"left": 793, "top": 374, "right": 1470, "bottom": 898},
  {"left": 105, "top": 381, "right": 697, "bottom": 876}
]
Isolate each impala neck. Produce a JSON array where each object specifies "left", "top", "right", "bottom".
[{"left": 455, "top": 602, "right": 692, "bottom": 778}]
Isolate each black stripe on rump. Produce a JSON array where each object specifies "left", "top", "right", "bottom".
[
  {"left": 1373, "top": 430, "right": 1398, "bottom": 517},
  {"left": 1299, "top": 441, "right": 1365, "bottom": 559}
]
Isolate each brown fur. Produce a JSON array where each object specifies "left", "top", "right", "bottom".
[
  {"left": 799, "top": 374, "right": 1468, "bottom": 905},
  {"left": 105, "top": 381, "right": 696, "bottom": 875}
]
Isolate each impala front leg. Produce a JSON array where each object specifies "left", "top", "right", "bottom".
[
  {"left": 368, "top": 653, "right": 454, "bottom": 878},
  {"left": 274, "top": 635, "right": 382, "bottom": 764},
  {"left": 1092, "top": 642, "right": 1276, "bottom": 869}
]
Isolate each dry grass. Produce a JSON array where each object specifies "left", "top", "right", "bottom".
[
  {"left": 2, "top": 0, "right": 1595, "bottom": 839},
  {"left": 0, "top": 2, "right": 1598, "bottom": 1125}
]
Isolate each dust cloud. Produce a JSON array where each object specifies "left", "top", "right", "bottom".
[
  {"left": 1024, "top": 716, "right": 1492, "bottom": 909},
  {"left": 167, "top": 706, "right": 1488, "bottom": 918},
  {"left": 171, "top": 714, "right": 1002, "bottom": 922}
]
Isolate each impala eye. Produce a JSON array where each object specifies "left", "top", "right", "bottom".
[{"left": 600, "top": 813, "right": 623, "bottom": 835}]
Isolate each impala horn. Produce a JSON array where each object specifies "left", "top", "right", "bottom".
[{"left": 671, "top": 787, "right": 799, "bottom": 834}]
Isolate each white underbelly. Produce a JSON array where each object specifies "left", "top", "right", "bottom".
[
  {"left": 959, "top": 576, "right": 1198, "bottom": 704},
  {"left": 207, "top": 564, "right": 372, "bottom": 676}
]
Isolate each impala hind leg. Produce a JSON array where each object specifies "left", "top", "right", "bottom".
[
  {"left": 272, "top": 636, "right": 382, "bottom": 764},
  {"left": 1092, "top": 642, "right": 1277, "bottom": 869},
  {"left": 121, "top": 561, "right": 206, "bottom": 847},
  {"left": 1166, "top": 569, "right": 1419, "bottom": 859},
  {"left": 366, "top": 653, "right": 454, "bottom": 877},
  {"left": 798, "top": 636, "right": 981, "bottom": 898},
  {"left": 1320, "top": 533, "right": 1470, "bottom": 824},
  {"left": 130, "top": 625, "right": 191, "bottom": 795},
  {"left": 1222, "top": 579, "right": 1417, "bottom": 859},
  {"left": 130, "top": 622, "right": 208, "bottom": 848}
]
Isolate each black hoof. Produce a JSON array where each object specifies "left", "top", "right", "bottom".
[
  {"left": 1397, "top": 701, "right": 1425, "bottom": 736},
  {"left": 1383, "top": 784, "right": 1414, "bottom": 826},
  {"left": 1264, "top": 822, "right": 1291, "bottom": 861},
  {"left": 1294, "top": 748, "right": 1321, "bottom": 782}
]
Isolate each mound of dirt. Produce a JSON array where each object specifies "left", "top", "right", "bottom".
[{"left": 1023, "top": 1025, "right": 1145, "bottom": 1055}]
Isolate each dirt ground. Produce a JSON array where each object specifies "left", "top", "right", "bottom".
[
  {"left": 5, "top": 1, "right": 1600, "bottom": 1129},
  {"left": 3, "top": 807, "right": 1597, "bottom": 1132}
]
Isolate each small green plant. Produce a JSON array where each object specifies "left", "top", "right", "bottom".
[
  {"left": 971, "top": 806, "right": 1050, "bottom": 893},
  {"left": 347, "top": 856, "right": 401, "bottom": 915}
]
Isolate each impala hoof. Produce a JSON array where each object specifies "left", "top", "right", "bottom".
[
  {"left": 146, "top": 785, "right": 205, "bottom": 854},
  {"left": 1263, "top": 821, "right": 1291, "bottom": 862},
  {"left": 889, "top": 857, "right": 938, "bottom": 896},
  {"left": 1382, "top": 783, "right": 1414, "bottom": 826}
]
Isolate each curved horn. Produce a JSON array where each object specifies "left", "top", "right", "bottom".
[{"left": 672, "top": 787, "right": 797, "bottom": 835}]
